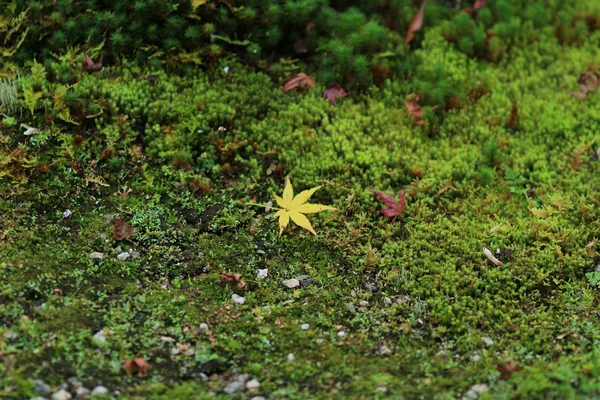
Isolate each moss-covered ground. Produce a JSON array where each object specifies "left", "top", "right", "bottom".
[{"left": 2, "top": 21, "right": 600, "bottom": 400}]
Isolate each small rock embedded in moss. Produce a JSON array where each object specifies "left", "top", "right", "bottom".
[
  {"left": 338, "top": 331, "right": 346, "bottom": 337},
  {"left": 301, "top": 323, "right": 309, "bottom": 330},
  {"left": 34, "top": 379, "right": 51, "bottom": 395},
  {"left": 384, "top": 297, "right": 392, "bottom": 304},
  {"left": 199, "top": 323, "right": 209, "bottom": 332},
  {"left": 76, "top": 387, "right": 91, "bottom": 397},
  {"left": 62, "top": 209, "right": 72, "bottom": 218},
  {"left": 91, "top": 386, "right": 108, "bottom": 396},
  {"left": 257, "top": 269, "right": 268, "bottom": 279},
  {"left": 89, "top": 252, "right": 104, "bottom": 261},
  {"left": 117, "top": 252, "right": 131, "bottom": 261},
  {"left": 232, "top": 294, "right": 246, "bottom": 304},
  {"left": 223, "top": 374, "right": 249, "bottom": 394},
  {"left": 283, "top": 278, "right": 300, "bottom": 288},
  {"left": 287, "top": 353, "right": 295, "bottom": 361},
  {"left": 51, "top": 389, "right": 72, "bottom": 400},
  {"left": 378, "top": 345, "right": 392, "bottom": 356},
  {"left": 481, "top": 336, "right": 494, "bottom": 346},
  {"left": 246, "top": 379, "right": 260, "bottom": 391}
]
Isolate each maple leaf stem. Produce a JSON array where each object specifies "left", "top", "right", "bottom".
[{"left": 245, "top": 202, "right": 282, "bottom": 211}]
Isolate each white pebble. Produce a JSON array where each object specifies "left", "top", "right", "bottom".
[
  {"left": 338, "top": 331, "right": 346, "bottom": 337},
  {"left": 257, "top": 269, "right": 268, "bottom": 279},
  {"left": 301, "top": 324, "right": 309, "bottom": 330},
  {"left": 287, "top": 353, "right": 295, "bottom": 361},
  {"left": 232, "top": 294, "right": 246, "bottom": 305}
]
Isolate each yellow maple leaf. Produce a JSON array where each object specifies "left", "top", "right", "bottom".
[{"left": 274, "top": 178, "right": 336, "bottom": 236}]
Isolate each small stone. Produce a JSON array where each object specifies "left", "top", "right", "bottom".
[
  {"left": 300, "top": 323, "right": 310, "bottom": 330},
  {"left": 375, "top": 387, "right": 387, "bottom": 392},
  {"left": 76, "top": 387, "right": 91, "bottom": 397},
  {"left": 131, "top": 250, "right": 141, "bottom": 259},
  {"left": 198, "top": 323, "right": 209, "bottom": 332},
  {"left": 232, "top": 294, "right": 246, "bottom": 305},
  {"left": 338, "top": 331, "right": 346, "bottom": 337},
  {"left": 223, "top": 374, "right": 249, "bottom": 394},
  {"left": 481, "top": 337, "right": 494, "bottom": 346},
  {"left": 472, "top": 354, "right": 481, "bottom": 362},
  {"left": 246, "top": 379, "right": 260, "bottom": 391},
  {"left": 117, "top": 252, "right": 130, "bottom": 261},
  {"left": 287, "top": 353, "right": 295, "bottom": 361},
  {"left": 62, "top": 209, "right": 72, "bottom": 218},
  {"left": 471, "top": 384, "right": 489, "bottom": 394},
  {"left": 383, "top": 297, "right": 392, "bottom": 305},
  {"left": 51, "top": 390, "right": 72, "bottom": 400},
  {"left": 359, "top": 300, "right": 368, "bottom": 307},
  {"left": 465, "top": 390, "right": 478, "bottom": 399},
  {"left": 316, "top": 338, "right": 324, "bottom": 344},
  {"left": 256, "top": 249, "right": 266, "bottom": 255},
  {"left": 299, "top": 278, "right": 315, "bottom": 287},
  {"left": 257, "top": 269, "right": 268, "bottom": 279},
  {"left": 347, "top": 303, "right": 356, "bottom": 312},
  {"left": 283, "top": 278, "right": 300, "bottom": 288},
  {"left": 34, "top": 379, "right": 51, "bottom": 395},
  {"left": 89, "top": 252, "right": 104, "bottom": 261},
  {"left": 251, "top": 397, "right": 266, "bottom": 400},
  {"left": 363, "top": 282, "right": 378, "bottom": 292},
  {"left": 31, "top": 397, "right": 48, "bottom": 400},
  {"left": 92, "top": 329, "right": 106, "bottom": 345},
  {"left": 67, "top": 377, "right": 81, "bottom": 388},
  {"left": 378, "top": 345, "right": 392, "bottom": 356},
  {"left": 91, "top": 386, "right": 108, "bottom": 396}
]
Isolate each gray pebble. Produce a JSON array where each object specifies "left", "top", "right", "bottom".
[
  {"left": 89, "top": 252, "right": 104, "bottom": 262},
  {"left": 300, "top": 323, "right": 309, "bottom": 330},
  {"left": 223, "top": 374, "right": 249, "bottom": 394},
  {"left": 76, "top": 387, "right": 91, "bottom": 397},
  {"left": 91, "top": 386, "right": 108, "bottom": 395},
  {"left": 232, "top": 294, "right": 246, "bottom": 305},
  {"left": 116, "top": 252, "right": 130, "bottom": 261},
  {"left": 62, "top": 209, "right": 72, "bottom": 219},
  {"left": 481, "top": 337, "right": 494, "bottom": 346},
  {"left": 283, "top": 278, "right": 300, "bottom": 289},
  {"left": 34, "top": 380, "right": 51, "bottom": 395},
  {"left": 198, "top": 323, "right": 209, "bottom": 332},
  {"left": 51, "top": 390, "right": 72, "bottom": 400}
]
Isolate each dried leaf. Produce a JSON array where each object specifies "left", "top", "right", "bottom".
[
  {"left": 461, "top": 0, "right": 486, "bottom": 14},
  {"left": 405, "top": 0, "right": 427, "bottom": 45},
  {"left": 404, "top": 94, "right": 430, "bottom": 125},
  {"left": 82, "top": 53, "right": 103, "bottom": 72},
  {"left": 497, "top": 360, "right": 521, "bottom": 380},
  {"left": 274, "top": 178, "right": 336, "bottom": 236},
  {"left": 507, "top": 103, "right": 519, "bottom": 129},
  {"left": 571, "top": 72, "right": 599, "bottom": 99},
  {"left": 113, "top": 218, "right": 134, "bottom": 241},
  {"left": 323, "top": 83, "right": 348, "bottom": 105},
  {"left": 123, "top": 357, "right": 149, "bottom": 376},
  {"left": 283, "top": 73, "right": 315, "bottom": 91},
  {"left": 369, "top": 189, "right": 406, "bottom": 223},
  {"left": 483, "top": 247, "right": 503, "bottom": 266},
  {"left": 220, "top": 273, "right": 247, "bottom": 290}
]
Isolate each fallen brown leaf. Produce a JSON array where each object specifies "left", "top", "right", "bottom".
[
  {"left": 283, "top": 73, "right": 315, "bottom": 91},
  {"left": 123, "top": 357, "right": 149, "bottom": 376},
  {"left": 497, "top": 360, "right": 521, "bottom": 380},
  {"left": 405, "top": 0, "right": 427, "bottom": 45},
  {"left": 113, "top": 218, "right": 134, "bottom": 241}
]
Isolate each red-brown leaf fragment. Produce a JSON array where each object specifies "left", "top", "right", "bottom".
[
  {"left": 461, "top": 0, "right": 486, "bottom": 14},
  {"left": 507, "top": 103, "right": 519, "bottom": 129},
  {"left": 405, "top": 94, "right": 425, "bottom": 125},
  {"left": 220, "top": 273, "right": 247, "bottom": 290},
  {"left": 283, "top": 73, "right": 315, "bottom": 91},
  {"left": 405, "top": 0, "right": 427, "bottom": 44},
  {"left": 497, "top": 360, "right": 521, "bottom": 380},
  {"left": 82, "top": 53, "right": 103, "bottom": 72},
  {"left": 369, "top": 189, "right": 406, "bottom": 223},
  {"left": 323, "top": 83, "right": 348, "bottom": 105},
  {"left": 113, "top": 218, "right": 134, "bottom": 241},
  {"left": 123, "top": 357, "right": 149, "bottom": 376},
  {"left": 571, "top": 71, "right": 599, "bottom": 99}
]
